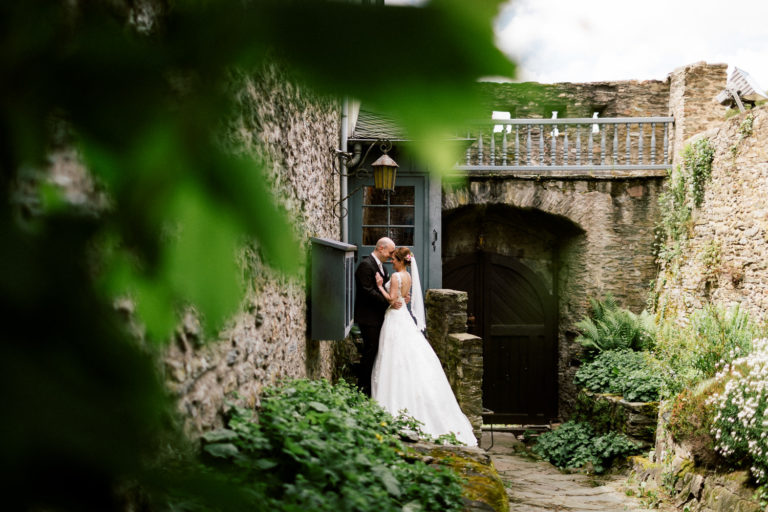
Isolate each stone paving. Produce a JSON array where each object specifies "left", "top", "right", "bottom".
[{"left": 480, "top": 431, "right": 676, "bottom": 512}]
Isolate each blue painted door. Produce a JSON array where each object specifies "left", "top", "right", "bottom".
[{"left": 349, "top": 175, "right": 426, "bottom": 288}]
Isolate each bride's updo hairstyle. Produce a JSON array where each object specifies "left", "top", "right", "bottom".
[{"left": 393, "top": 247, "right": 412, "bottom": 266}]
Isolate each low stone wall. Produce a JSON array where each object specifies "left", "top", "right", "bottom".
[
  {"left": 627, "top": 409, "right": 762, "bottom": 512},
  {"left": 573, "top": 391, "right": 658, "bottom": 447},
  {"left": 425, "top": 289, "right": 484, "bottom": 440},
  {"left": 630, "top": 456, "right": 762, "bottom": 512}
]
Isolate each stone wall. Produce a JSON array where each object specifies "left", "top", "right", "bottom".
[
  {"left": 29, "top": 1, "right": 348, "bottom": 435},
  {"left": 628, "top": 408, "right": 763, "bottom": 512},
  {"left": 654, "top": 105, "right": 768, "bottom": 322},
  {"left": 574, "top": 391, "right": 658, "bottom": 447},
  {"left": 477, "top": 77, "right": 670, "bottom": 119},
  {"left": 162, "top": 62, "right": 345, "bottom": 433},
  {"left": 443, "top": 176, "right": 666, "bottom": 417},
  {"left": 667, "top": 62, "right": 728, "bottom": 166},
  {"left": 425, "top": 289, "right": 483, "bottom": 440}
]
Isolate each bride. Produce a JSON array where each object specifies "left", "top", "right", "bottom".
[{"left": 371, "top": 247, "right": 477, "bottom": 447}]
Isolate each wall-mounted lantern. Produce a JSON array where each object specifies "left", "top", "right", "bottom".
[
  {"left": 371, "top": 151, "right": 398, "bottom": 192},
  {"left": 333, "top": 139, "right": 398, "bottom": 218}
]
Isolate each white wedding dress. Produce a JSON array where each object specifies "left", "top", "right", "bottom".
[{"left": 371, "top": 271, "right": 478, "bottom": 447}]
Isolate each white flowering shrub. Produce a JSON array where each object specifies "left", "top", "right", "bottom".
[{"left": 709, "top": 338, "right": 768, "bottom": 484}]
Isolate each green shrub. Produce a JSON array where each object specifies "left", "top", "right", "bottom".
[
  {"left": 575, "top": 295, "right": 655, "bottom": 360},
  {"left": 187, "top": 379, "right": 464, "bottom": 512},
  {"left": 575, "top": 349, "right": 661, "bottom": 402},
  {"left": 533, "top": 421, "right": 640, "bottom": 473},
  {"left": 654, "top": 304, "right": 763, "bottom": 397}
]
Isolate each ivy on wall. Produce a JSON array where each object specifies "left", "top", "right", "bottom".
[
  {"left": 654, "top": 137, "right": 715, "bottom": 267},
  {"left": 683, "top": 138, "right": 715, "bottom": 207}
]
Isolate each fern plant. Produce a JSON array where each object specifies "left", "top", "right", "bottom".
[{"left": 575, "top": 295, "right": 655, "bottom": 361}]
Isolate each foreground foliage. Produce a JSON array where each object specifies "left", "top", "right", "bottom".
[
  {"left": 185, "top": 379, "right": 464, "bottom": 512},
  {"left": 0, "top": 2, "right": 514, "bottom": 509},
  {"left": 533, "top": 421, "right": 641, "bottom": 474}
]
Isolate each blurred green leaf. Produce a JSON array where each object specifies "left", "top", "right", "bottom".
[
  {"left": 203, "top": 443, "right": 241, "bottom": 459},
  {"left": 0, "top": 1, "right": 517, "bottom": 509}
]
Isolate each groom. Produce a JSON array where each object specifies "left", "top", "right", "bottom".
[{"left": 354, "top": 237, "right": 402, "bottom": 397}]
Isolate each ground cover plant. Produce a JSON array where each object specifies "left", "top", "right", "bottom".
[
  {"left": 182, "top": 378, "right": 465, "bottom": 512},
  {"left": 574, "top": 295, "right": 660, "bottom": 401},
  {"left": 575, "top": 349, "right": 662, "bottom": 402},
  {"left": 533, "top": 421, "right": 641, "bottom": 474}
]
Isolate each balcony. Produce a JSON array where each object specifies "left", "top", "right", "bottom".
[{"left": 456, "top": 117, "right": 674, "bottom": 178}]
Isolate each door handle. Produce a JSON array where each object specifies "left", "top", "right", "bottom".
[{"left": 432, "top": 229, "right": 438, "bottom": 252}]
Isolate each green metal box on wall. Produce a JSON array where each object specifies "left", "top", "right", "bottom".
[{"left": 310, "top": 237, "right": 357, "bottom": 340}]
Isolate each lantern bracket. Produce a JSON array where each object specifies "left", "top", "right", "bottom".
[{"left": 332, "top": 139, "right": 398, "bottom": 218}]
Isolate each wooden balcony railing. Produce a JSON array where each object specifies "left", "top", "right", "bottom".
[{"left": 457, "top": 117, "right": 674, "bottom": 173}]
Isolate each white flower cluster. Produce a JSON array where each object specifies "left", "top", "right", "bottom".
[{"left": 709, "top": 338, "right": 768, "bottom": 484}]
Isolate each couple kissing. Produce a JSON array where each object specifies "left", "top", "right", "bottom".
[{"left": 354, "top": 237, "right": 477, "bottom": 446}]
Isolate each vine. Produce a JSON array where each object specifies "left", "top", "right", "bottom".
[
  {"left": 654, "top": 138, "right": 715, "bottom": 268},
  {"left": 683, "top": 138, "right": 715, "bottom": 207}
]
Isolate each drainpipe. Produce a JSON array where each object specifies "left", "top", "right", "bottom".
[{"left": 340, "top": 98, "right": 349, "bottom": 243}]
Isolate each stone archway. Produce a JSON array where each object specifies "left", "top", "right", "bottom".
[
  {"left": 442, "top": 177, "right": 664, "bottom": 419},
  {"left": 442, "top": 204, "right": 584, "bottom": 422}
]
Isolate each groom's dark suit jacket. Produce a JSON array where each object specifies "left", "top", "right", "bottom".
[{"left": 354, "top": 255, "right": 389, "bottom": 326}]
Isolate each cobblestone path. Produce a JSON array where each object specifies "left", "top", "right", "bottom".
[{"left": 481, "top": 432, "right": 675, "bottom": 512}]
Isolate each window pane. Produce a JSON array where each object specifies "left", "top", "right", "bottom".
[
  {"left": 363, "top": 187, "right": 388, "bottom": 205},
  {"left": 362, "top": 206, "right": 387, "bottom": 226},
  {"left": 363, "top": 227, "right": 388, "bottom": 246},
  {"left": 390, "top": 206, "right": 414, "bottom": 226},
  {"left": 391, "top": 186, "right": 414, "bottom": 205},
  {"left": 388, "top": 227, "right": 414, "bottom": 246}
]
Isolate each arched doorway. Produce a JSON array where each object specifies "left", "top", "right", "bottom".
[{"left": 444, "top": 251, "right": 557, "bottom": 424}]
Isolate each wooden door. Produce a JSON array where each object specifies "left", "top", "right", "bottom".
[{"left": 444, "top": 252, "right": 557, "bottom": 424}]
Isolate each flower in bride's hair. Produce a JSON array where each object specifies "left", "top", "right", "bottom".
[{"left": 405, "top": 254, "right": 412, "bottom": 262}]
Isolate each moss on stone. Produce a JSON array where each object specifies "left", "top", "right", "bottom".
[
  {"left": 428, "top": 447, "right": 509, "bottom": 512},
  {"left": 629, "top": 455, "right": 659, "bottom": 472}
]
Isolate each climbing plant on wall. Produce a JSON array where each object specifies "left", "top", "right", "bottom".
[
  {"left": 654, "top": 137, "right": 715, "bottom": 268},
  {"left": 683, "top": 138, "right": 715, "bottom": 207}
]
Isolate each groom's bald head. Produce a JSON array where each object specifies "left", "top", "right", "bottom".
[{"left": 374, "top": 237, "right": 396, "bottom": 262}]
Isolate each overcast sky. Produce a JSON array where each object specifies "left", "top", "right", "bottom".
[{"left": 387, "top": 0, "right": 768, "bottom": 90}]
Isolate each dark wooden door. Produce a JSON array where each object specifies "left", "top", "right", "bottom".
[{"left": 444, "top": 252, "right": 557, "bottom": 424}]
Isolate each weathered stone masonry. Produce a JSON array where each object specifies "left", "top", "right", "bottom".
[
  {"left": 164, "top": 63, "right": 346, "bottom": 433},
  {"left": 655, "top": 105, "right": 768, "bottom": 323}
]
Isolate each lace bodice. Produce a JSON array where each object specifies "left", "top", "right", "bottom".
[{"left": 385, "top": 271, "right": 409, "bottom": 305}]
